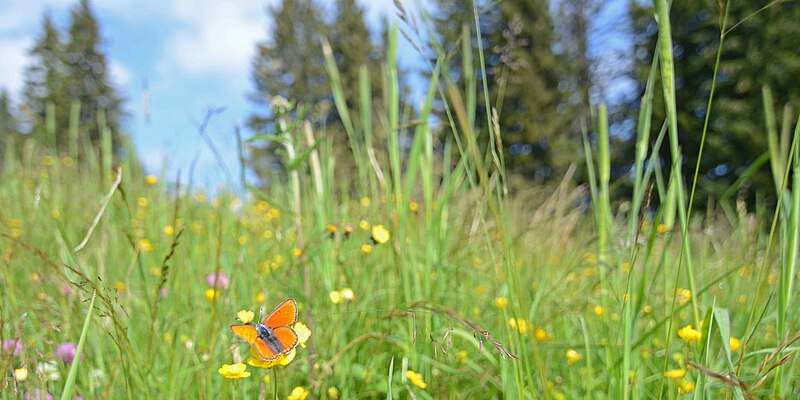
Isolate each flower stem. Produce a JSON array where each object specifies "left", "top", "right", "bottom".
[{"left": 272, "top": 368, "right": 278, "bottom": 400}]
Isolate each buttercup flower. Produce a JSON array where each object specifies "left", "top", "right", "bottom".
[
  {"left": 247, "top": 346, "right": 296, "bottom": 369},
  {"left": 593, "top": 305, "right": 604, "bottom": 318},
  {"left": 218, "top": 363, "right": 251, "bottom": 379},
  {"left": 678, "top": 378, "right": 695, "bottom": 394},
  {"left": 206, "top": 272, "right": 229, "bottom": 289},
  {"left": 361, "top": 244, "right": 372, "bottom": 254},
  {"left": 730, "top": 337, "right": 741, "bottom": 352},
  {"left": 676, "top": 288, "right": 692, "bottom": 306},
  {"left": 294, "top": 321, "right": 311, "bottom": 348},
  {"left": 406, "top": 370, "right": 427, "bottom": 389},
  {"left": 237, "top": 310, "right": 255, "bottom": 324},
  {"left": 664, "top": 369, "right": 686, "bottom": 380},
  {"left": 55, "top": 342, "right": 78, "bottom": 364},
  {"left": 287, "top": 386, "right": 309, "bottom": 400},
  {"left": 677, "top": 325, "right": 702, "bottom": 342},
  {"left": 14, "top": 367, "right": 28, "bottom": 382},
  {"left": 371, "top": 224, "right": 390, "bottom": 244},
  {"left": 145, "top": 175, "right": 158, "bottom": 186},
  {"left": 329, "top": 290, "right": 343, "bottom": 304},
  {"left": 205, "top": 288, "right": 220, "bottom": 302},
  {"left": 566, "top": 349, "right": 581, "bottom": 365},
  {"left": 495, "top": 297, "right": 509, "bottom": 309}
]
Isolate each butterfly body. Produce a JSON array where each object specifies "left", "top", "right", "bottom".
[
  {"left": 254, "top": 323, "right": 289, "bottom": 355},
  {"left": 231, "top": 298, "right": 299, "bottom": 361}
]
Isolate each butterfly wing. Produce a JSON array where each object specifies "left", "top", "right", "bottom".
[
  {"left": 253, "top": 337, "right": 279, "bottom": 361},
  {"left": 263, "top": 298, "right": 298, "bottom": 328},
  {"left": 271, "top": 326, "right": 299, "bottom": 353},
  {"left": 230, "top": 324, "right": 258, "bottom": 344}
]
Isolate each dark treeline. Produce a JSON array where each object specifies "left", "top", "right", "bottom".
[
  {"left": 1, "top": 0, "right": 125, "bottom": 165},
  {"left": 3, "top": 0, "right": 799, "bottom": 207}
]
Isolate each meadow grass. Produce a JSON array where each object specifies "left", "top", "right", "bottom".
[{"left": 2, "top": 3, "right": 800, "bottom": 399}]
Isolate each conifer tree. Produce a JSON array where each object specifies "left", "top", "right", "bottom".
[
  {"left": 249, "top": 0, "right": 329, "bottom": 130},
  {"left": 631, "top": 0, "right": 800, "bottom": 203},
  {"left": 0, "top": 90, "right": 17, "bottom": 166},
  {"left": 492, "top": 0, "right": 573, "bottom": 182},
  {"left": 248, "top": 0, "right": 330, "bottom": 178},
  {"left": 329, "top": 0, "right": 381, "bottom": 115},
  {"left": 64, "top": 0, "right": 124, "bottom": 150},
  {"left": 21, "top": 15, "right": 68, "bottom": 142}
]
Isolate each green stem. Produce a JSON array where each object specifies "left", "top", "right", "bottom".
[{"left": 272, "top": 368, "right": 278, "bottom": 400}]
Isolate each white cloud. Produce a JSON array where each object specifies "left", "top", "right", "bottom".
[
  {"left": 159, "top": 0, "right": 273, "bottom": 91},
  {"left": 109, "top": 58, "right": 133, "bottom": 87},
  {"left": 0, "top": 37, "right": 29, "bottom": 97}
]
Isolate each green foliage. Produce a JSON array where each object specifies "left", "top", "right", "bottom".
[
  {"left": 429, "top": 0, "right": 576, "bottom": 183},
  {"left": 64, "top": 0, "right": 124, "bottom": 150},
  {"left": 631, "top": 0, "right": 800, "bottom": 205},
  {"left": 19, "top": 0, "right": 125, "bottom": 159}
]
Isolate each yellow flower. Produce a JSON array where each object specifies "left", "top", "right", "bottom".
[
  {"left": 218, "top": 363, "right": 251, "bottom": 379},
  {"left": 61, "top": 156, "right": 74, "bottom": 167},
  {"left": 237, "top": 310, "right": 255, "bottom": 324},
  {"left": 14, "top": 367, "right": 28, "bottom": 382},
  {"left": 115, "top": 281, "right": 126, "bottom": 293},
  {"left": 360, "top": 196, "right": 371, "bottom": 207},
  {"left": 327, "top": 386, "right": 340, "bottom": 399},
  {"left": 341, "top": 288, "right": 355, "bottom": 302},
  {"left": 676, "top": 288, "right": 692, "bottom": 306},
  {"left": 361, "top": 244, "right": 373, "bottom": 254},
  {"left": 409, "top": 201, "right": 419, "bottom": 212},
  {"left": 566, "top": 349, "right": 581, "bottom": 365},
  {"left": 358, "top": 219, "right": 370, "bottom": 230},
  {"left": 678, "top": 378, "right": 695, "bottom": 394},
  {"left": 288, "top": 386, "right": 309, "bottom": 400},
  {"left": 329, "top": 290, "right": 343, "bottom": 304},
  {"left": 508, "top": 318, "right": 517, "bottom": 330},
  {"left": 266, "top": 208, "right": 280, "bottom": 220},
  {"left": 294, "top": 321, "right": 312, "bottom": 348},
  {"left": 406, "top": 370, "right": 427, "bottom": 389},
  {"left": 42, "top": 155, "right": 54, "bottom": 166},
  {"left": 145, "top": 175, "right": 158, "bottom": 186},
  {"left": 593, "top": 305, "right": 604, "bottom": 318},
  {"left": 535, "top": 328, "right": 547, "bottom": 341},
  {"left": 255, "top": 292, "right": 266, "bottom": 303},
  {"left": 371, "top": 224, "right": 390, "bottom": 244},
  {"left": 205, "top": 288, "right": 220, "bottom": 302},
  {"left": 137, "top": 197, "right": 148, "bottom": 208},
  {"left": 457, "top": 350, "right": 468, "bottom": 365},
  {"left": 163, "top": 225, "right": 175, "bottom": 236},
  {"left": 664, "top": 369, "right": 686, "bottom": 380},
  {"left": 657, "top": 223, "right": 668, "bottom": 234},
  {"left": 495, "top": 297, "right": 509, "bottom": 309},
  {"left": 292, "top": 247, "right": 303, "bottom": 258},
  {"left": 139, "top": 239, "right": 154, "bottom": 252},
  {"left": 195, "top": 193, "right": 207, "bottom": 203},
  {"left": 51, "top": 209, "right": 61, "bottom": 220},
  {"left": 247, "top": 347, "right": 296, "bottom": 369},
  {"left": 730, "top": 337, "right": 741, "bottom": 352},
  {"left": 677, "top": 325, "right": 702, "bottom": 342}
]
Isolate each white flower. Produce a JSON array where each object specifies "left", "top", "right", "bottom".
[{"left": 36, "top": 361, "right": 60, "bottom": 381}]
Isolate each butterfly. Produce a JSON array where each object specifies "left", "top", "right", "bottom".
[{"left": 230, "top": 298, "right": 299, "bottom": 361}]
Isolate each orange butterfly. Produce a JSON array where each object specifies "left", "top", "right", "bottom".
[{"left": 230, "top": 298, "right": 299, "bottom": 361}]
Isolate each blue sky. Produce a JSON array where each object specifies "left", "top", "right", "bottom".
[{"left": 0, "top": 0, "right": 420, "bottom": 191}]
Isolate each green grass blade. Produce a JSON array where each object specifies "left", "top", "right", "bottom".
[{"left": 61, "top": 290, "right": 97, "bottom": 400}]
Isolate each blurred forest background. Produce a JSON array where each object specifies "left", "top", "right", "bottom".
[{"left": 1, "top": 0, "right": 799, "bottom": 206}]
